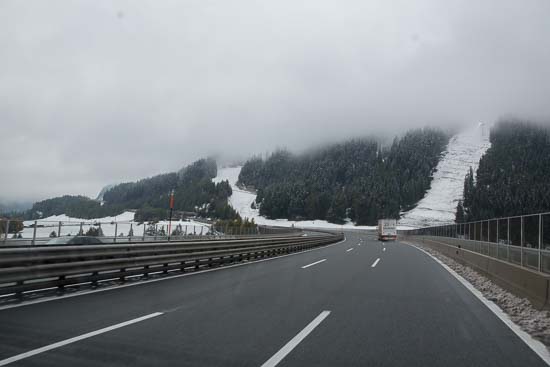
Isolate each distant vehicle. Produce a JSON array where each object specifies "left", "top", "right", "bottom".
[
  {"left": 378, "top": 219, "right": 397, "bottom": 241},
  {"left": 46, "top": 236, "right": 105, "bottom": 246}
]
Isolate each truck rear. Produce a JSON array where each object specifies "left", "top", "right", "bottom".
[{"left": 378, "top": 219, "right": 397, "bottom": 241}]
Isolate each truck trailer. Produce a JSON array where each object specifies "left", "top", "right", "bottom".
[{"left": 378, "top": 219, "right": 397, "bottom": 241}]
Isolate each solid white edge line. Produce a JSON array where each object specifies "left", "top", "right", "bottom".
[
  {"left": 260, "top": 311, "right": 331, "bottom": 367},
  {"left": 0, "top": 312, "right": 163, "bottom": 366},
  {"left": 301, "top": 259, "right": 327, "bottom": 269},
  {"left": 371, "top": 258, "right": 380, "bottom": 267},
  {"left": 404, "top": 242, "right": 550, "bottom": 366},
  {"left": 0, "top": 236, "right": 347, "bottom": 311},
  {"left": 346, "top": 248, "right": 354, "bottom": 252}
]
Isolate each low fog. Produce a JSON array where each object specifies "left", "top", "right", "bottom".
[{"left": 1, "top": 0, "right": 550, "bottom": 203}]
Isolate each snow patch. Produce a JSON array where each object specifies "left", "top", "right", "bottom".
[
  {"left": 19, "top": 212, "right": 209, "bottom": 238},
  {"left": 399, "top": 124, "right": 491, "bottom": 228},
  {"left": 214, "top": 167, "right": 381, "bottom": 230}
]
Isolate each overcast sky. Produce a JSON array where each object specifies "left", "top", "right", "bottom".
[{"left": 1, "top": 0, "right": 550, "bottom": 203}]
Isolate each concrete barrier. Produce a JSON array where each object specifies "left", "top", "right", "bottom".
[{"left": 404, "top": 235, "right": 550, "bottom": 310}]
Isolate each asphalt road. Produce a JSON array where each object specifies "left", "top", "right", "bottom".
[{"left": 0, "top": 231, "right": 547, "bottom": 366}]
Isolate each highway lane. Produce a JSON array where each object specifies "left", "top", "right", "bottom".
[{"left": 0, "top": 231, "right": 547, "bottom": 366}]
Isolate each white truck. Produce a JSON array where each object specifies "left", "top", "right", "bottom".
[{"left": 378, "top": 219, "right": 397, "bottom": 241}]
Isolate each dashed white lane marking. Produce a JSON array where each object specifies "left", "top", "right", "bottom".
[
  {"left": 371, "top": 258, "right": 380, "bottom": 268},
  {"left": 301, "top": 259, "right": 327, "bottom": 269},
  {"left": 346, "top": 248, "right": 354, "bottom": 252},
  {"left": 383, "top": 247, "right": 386, "bottom": 252},
  {"left": 261, "top": 311, "right": 331, "bottom": 367},
  {"left": 0, "top": 312, "right": 163, "bottom": 366}
]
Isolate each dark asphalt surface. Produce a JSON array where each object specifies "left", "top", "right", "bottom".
[{"left": 0, "top": 231, "right": 547, "bottom": 366}]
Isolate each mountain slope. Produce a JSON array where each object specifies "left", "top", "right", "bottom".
[
  {"left": 460, "top": 120, "right": 550, "bottom": 221},
  {"left": 399, "top": 124, "right": 491, "bottom": 227},
  {"left": 213, "top": 166, "right": 377, "bottom": 229},
  {"left": 237, "top": 128, "right": 450, "bottom": 225}
]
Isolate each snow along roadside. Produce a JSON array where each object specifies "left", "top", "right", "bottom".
[{"left": 402, "top": 240, "right": 550, "bottom": 363}]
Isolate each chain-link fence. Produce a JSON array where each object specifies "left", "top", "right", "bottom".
[{"left": 405, "top": 212, "right": 550, "bottom": 273}]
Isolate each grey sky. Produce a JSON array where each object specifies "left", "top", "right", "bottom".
[{"left": 1, "top": 0, "right": 550, "bottom": 203}]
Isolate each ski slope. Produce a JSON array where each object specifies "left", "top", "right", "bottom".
[
  {"left": 214, "top": 167, "right": 378, "bottom": 230},
  {"left": 398, "top": 124, "right": 491, "bottom": 227}
]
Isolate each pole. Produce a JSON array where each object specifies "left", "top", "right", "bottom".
[
  {"left": 168, "top": 189, "right": 174, "bottom": 241},
  {"left": 539, "top": 214, "right": 542, "bottom": 272},
  {"left": 521, "top": 216, "right": 524, "bottom": 267},
  {"left": 32, "top": 221, "right": 37, "bottom": 246},
  {"left": 3, "top": 220, "right": 9, "bottom": 243}
]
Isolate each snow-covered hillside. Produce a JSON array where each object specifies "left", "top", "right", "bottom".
[
  {"left": 216, "top": 124, "right": 491, "bottom": 230},
  {"left": 399, "top": 124, "right": 491, "bottom": 227},
  {"left": 20, "top": 211, "right": 210, "bottom": 239},
  {"left": 214, "top": 167, "right": 377, "bottom": 230}
]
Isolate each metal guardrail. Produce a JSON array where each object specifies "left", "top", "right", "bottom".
[
  {"left": 401, "top": 211, "right": 550, "bottom": 274},
  {"left": 0, "top": 232, "right": 343, "bottom": 297}
]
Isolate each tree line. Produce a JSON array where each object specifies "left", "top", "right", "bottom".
[
  {"left": 23, "top": 158, "right": 240, "bottom": 222},
  {"left": 457, "top": 120, "right": 550, "bottom": 222},
  {"left": 239, "top": 128, "right": 450, "bottom": 225}
]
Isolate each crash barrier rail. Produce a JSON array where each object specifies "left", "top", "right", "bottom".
[
  {"left": 0, "top": 231, "right": 344, "bottom": 297},
  {"left": 401, "top": 235, "right": 550, "bottom": 309},
  {"left": 0, "top": 217, "right": 301, "bottom": 246},
  {"left": 402, "top": 211, "right": 550, "bottom": 274}
]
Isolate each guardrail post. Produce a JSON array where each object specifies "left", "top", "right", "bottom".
[
  {"left": 79, "top": 222, "right": 83, "bottom": 235},
  {"left": 32, "top": 221, "right": 37, "bottom": 246}
]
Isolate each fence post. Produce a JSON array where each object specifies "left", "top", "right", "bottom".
[
  {"left": 32, "top": 221, "right": 37, "bottom": 246},
  {"left": 507, "top": 217, "right": 510, "bottom": 261},
  {"left": 129, "top": 223, "right": 133, "bottom": 242},
  {"left": 520, "top": 216, "right": 524, "bottom": 267},
  {"left": 114, "top": 222, "right": 118, "bottom": 243},
  {"left": 539, "top": 214, "right": 542, "bottom": 272},
  {"left": 496, "top": 220, "right": 499, "bottom": 258},
  {"left": 58, "top": 221, "right": 62, "bottom": 238},
  {"left": 3, "top": 220, "right": 9, "bottom": 244},
  {"left": 79, "top": 222, "right": 83, "bottom": 235},
  {"left": 142, "top": 223, "right": 146, "bottom": 241}
]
